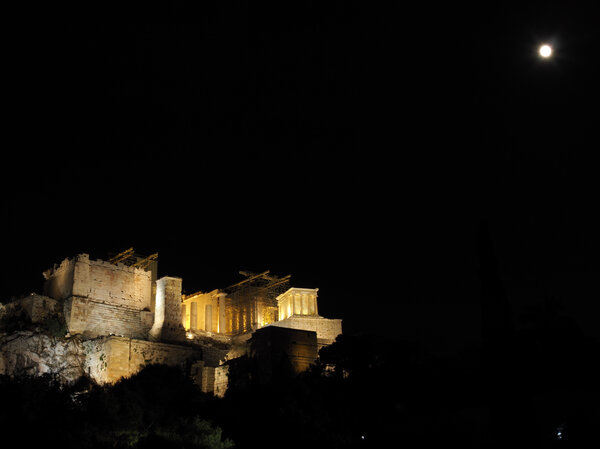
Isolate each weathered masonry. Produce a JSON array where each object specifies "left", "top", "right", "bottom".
[
  {"left": 2, "top": 253, "right": 342, "bottom": 396},
  {"left": 43, "top": 254, "right": 154, "bottom": 339},
  {"left": 181, "top": 285, "right": 341, "bottom": 347}
]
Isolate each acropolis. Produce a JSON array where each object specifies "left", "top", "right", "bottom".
[{"left": 0, "top": 250, "right": 342, "bottom": 396}]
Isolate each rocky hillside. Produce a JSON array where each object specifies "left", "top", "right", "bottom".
[
  {"left": 0, "top": 331, "right": 86, "bottom": 383},
  {"left": 0, "top": 294, "right": 85, "bottom": 383}
]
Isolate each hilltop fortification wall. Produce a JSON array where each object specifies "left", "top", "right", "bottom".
[
  {"left": 44, "top": 254, "right": 152, "bottom": 310},
  {"left": 3, "top": 253, "right": 344, "bottom": 396},
  {"left": 84, "top": 336, "right": 200, "bottom": 384},
  {"left": 271, "top": 316, "right": 342, "bottom": 347},
  {"left": 43, "top": 254, "right": 153, "bottom": 338}
]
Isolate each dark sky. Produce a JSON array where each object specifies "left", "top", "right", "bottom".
[{"left": 2, "top": 2, "right": 599, "bottom": 351}]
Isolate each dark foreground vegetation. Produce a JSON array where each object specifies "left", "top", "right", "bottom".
[
  {"left": 0, "top": 365, "right": 232, "bottom": 449},
  {"left": 1, "top": 319, "right": 599, "bottom": 448}
]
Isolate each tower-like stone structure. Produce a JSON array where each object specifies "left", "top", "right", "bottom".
[
  {"left": 150, "top": 276, "right": 186, "bottom": 342},
  {"left": 42, "top": 254, "right": 154, "bottom": 339}
]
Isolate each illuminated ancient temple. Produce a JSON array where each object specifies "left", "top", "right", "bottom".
[
  {"left": 1, "top": 251, "right": 342, "bottom": 396},
  {"left": 181, "top": 270, "right": 288, "bottom": 335},
  {"left": 277, "top": 287, "right": 318, "bottom": 320},
  {"left": 181, "top": 271, "right": 341, "bottom": 347}
]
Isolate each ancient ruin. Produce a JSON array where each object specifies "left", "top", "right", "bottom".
[{"left": 0, "top": 251, "right": 342, "bottom": 396}]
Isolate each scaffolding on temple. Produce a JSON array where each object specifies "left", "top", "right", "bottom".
[
  {"left": 107, "top": 248, "right": 158, "bottom": 270},
  {"left": 224, "top": 270, "right": 291, "bottom": 333}
]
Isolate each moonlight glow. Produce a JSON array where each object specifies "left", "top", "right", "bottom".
[{"left": 539, "top": 44, "right": 552, "bottom": 58}]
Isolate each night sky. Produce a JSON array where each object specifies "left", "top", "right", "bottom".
[{"left": 2, "top": 2, "right": 598, "bottom": 351}]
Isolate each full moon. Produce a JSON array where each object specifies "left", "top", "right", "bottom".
[{"left": 539, "top": 44, "right": 552, "bottom": 58}]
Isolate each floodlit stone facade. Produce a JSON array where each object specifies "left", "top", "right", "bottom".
[
  {"left": 1, "top": 253, "right": 343, "bottom": 396},
  {"left": 149, "top": 276, "right": 186, "bottom": 343},
  {"left": 182, "top": 289, "right": 224, "bottom": 334},
  {"left": 83, "top": 336, "right": 200, "bottom": 384},
  {"left": 44, "top": 254, "right": 153, "bottom": 339},
  {"left": 277, "top": 287, "right": 319, "bottom": 320}
]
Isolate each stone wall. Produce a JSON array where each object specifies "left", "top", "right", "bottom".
[
  {"left": 20, "top": 295, "right": 59, "bottom": 323},
  {"left": 214, "top": 365, "right": 229, "bottom": 397},
  {"left": 83, "top": 336, "right": 201, "bottom": 384},
  {"left": 191, "top": 363, "right": 229, "bottom": 397},
  {"left": 0, "top": 294, "right": 58, "bottom": 325},
  {"left": 43, "top": 254, "right": 152, "bottom": 311},
  {"left": 201, "top": 365, "right": 215, "bottom": 394},
  {"left": 66, "top": 296, "right": 153, "bottom": 339},
  {"left": 186, "top": 332, "right": 232, "bottom": 366},
  {"left": 1, "top": 332, "right": 203, "bottom": 387},
  {"left": 42, "top": 254, "right": 154, "bottom": 339},
  {"left": 43, "top": 257, "right": 76, "bottom": 300},
  {"left": 87, "top": 258, "right": 152, "bottom": 309},
  {"left": 271, "top": 316, "right": 342, "bottom": 346},
  {"left": 204, "top": 365, "right": 229, "bottom": 397}
]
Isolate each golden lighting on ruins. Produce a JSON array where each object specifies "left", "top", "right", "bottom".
[
  {"left": 3, "top": 249, "right": 342, "bottom": 396},
  {"left": 181, "top": 270, "right": 292, "bottom": 335}
]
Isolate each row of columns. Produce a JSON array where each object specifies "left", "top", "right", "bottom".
[
  {"left": 182, "top": 293, "right": 227, "bottom": 333},
  {"left": 183, "top": 288, "right": 320, "bottom": 334},
  {"left": 278, "top": 289, "right": 319, "bottom": 321}
]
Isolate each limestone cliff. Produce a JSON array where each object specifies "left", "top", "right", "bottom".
[{"left": 0, "top": 331, "right": 86, "bottom": 384}]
